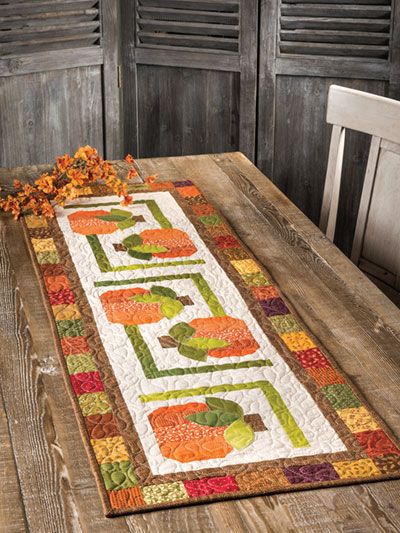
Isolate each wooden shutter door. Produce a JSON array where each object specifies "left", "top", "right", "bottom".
[
  {"left": 121, "top": 0, "right": 258, "bottom": 160},
  {"left": 258, "top": 0, "right": 399, "bottom": 255},
  {"left": 0, "top": 0, "right": 120, "bottom": 167}
]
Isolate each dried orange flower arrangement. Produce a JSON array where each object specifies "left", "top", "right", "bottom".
[{"left": 0, "top": 146, "right": 144, "bottom": 219}]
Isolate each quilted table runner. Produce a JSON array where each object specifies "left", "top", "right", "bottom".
[{"left": 23, "top": 180, "right": 400, "bottom": 516}]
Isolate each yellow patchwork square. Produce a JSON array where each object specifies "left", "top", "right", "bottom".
[
  {"left": 52, "top": 304, "right": 81, "bottom": 321},
  {"left": 280, "top": 331, "right": 316, "bottom": 352},
  {"left": 25, "top": 215, "right": 48, "bottom": 228},
  {"left": 31, "top": 238, "right": 57, "bottom": 253},
  {"left": 91, "top": 435, "right": 130, "bottom": 464},
  {"left": 76, "top": 186, "right": 93, "bottom": 196},
  {"left": 231, "top": 259, "right": 260, "bottom": 275},
  {"left": 332, "top": 458, "right": 380, "bottom": 480},
  {"left": 337, "top": 406, "right": 379, "bottom": 433}
]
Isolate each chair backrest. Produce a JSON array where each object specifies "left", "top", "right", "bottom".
[{"left": 320, "top": 85, "right": 400, "bottom": 291}]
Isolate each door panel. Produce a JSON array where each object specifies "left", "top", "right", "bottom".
[
  {"left": 0, "top": 0, "right": 120, "bottom": 167},
  {"left": 136, "top": 65, "right": 239, "bottom": 157},
  {"left": 258, "top": 0, "right": 399, "bottom": 256},
  {"left": 121, "top": 0, "right": 257, "bottom": 160}
]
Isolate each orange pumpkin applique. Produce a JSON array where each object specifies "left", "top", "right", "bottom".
[
  {"left": 100, "top": 285, "right": 185, "bottom": 325},
  {"left": 168, "top": 316, "right": 260, "bottom": 361},
  {"left": 149, "top": 403, "right": 233, "bottom": 463},
  {"left": 122, "top": 228, "right": 197, "bottom": 260},
  {"left": 68, "top": 208, "right": 137, "bottom": 235}
]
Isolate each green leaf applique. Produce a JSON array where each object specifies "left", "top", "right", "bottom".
[
  {"left": 110, "top": 208, "right": 132, "bottom": 219},
  {"left": 177, "top": 343, "right": 207, "bottom": 361},
  {"left": 205, "top": 397, "right": 244, "bottom": 418},
  {"left": 97, "top": 214, "right": 127, "bottom": 222},
  {"left": 224, "top": 419, "right": 255, "bottom": 451},
  {"left": 159, "top": 299, "right": 184, "bottom": 319},
  {"left": 186, "top": 410, "right": 240, "bottom": 427},
  {"left": 130, "top": 244, "right": 168, "bottom": 254},
  {"left": 128, "top": 249, "right": 152, "bottom": 260},
  {"left": 117, "top": 218, "right": 136, "bottom": 231},
  {"left": 150, "top": 286, "right": 178, "bottom": 299},
  {"left": 130, "top": 294, "right": 183, "bottom": 319},
  {"left": 184, "top": 337, "right": 229, "bottom": 350},
  {"left": 169, "top": 322, "right": 195, "bottom": 342},
  {"left": 123, "top": 234, "right": 143, "bottom": 248}
]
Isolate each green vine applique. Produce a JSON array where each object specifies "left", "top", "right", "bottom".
[{"left": 186, "top": 397, "right": 255, "bottom": 451}]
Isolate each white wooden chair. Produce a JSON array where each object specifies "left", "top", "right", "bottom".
[{"left": 320, "top": 85, "right": 400, "bottom": 294}]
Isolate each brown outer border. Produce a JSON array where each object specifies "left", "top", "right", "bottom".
[{"left": 20, "top": 183, "right": 400, "bottom": 516}]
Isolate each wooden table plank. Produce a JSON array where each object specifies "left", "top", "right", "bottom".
[{"left": 0, "top": 153, "right": 399, "bottom": 532}]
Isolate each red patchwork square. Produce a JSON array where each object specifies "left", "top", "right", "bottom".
[
  {"left": 355, "top": 429, "right": 400, "bottom": 457},
  {"left": 70, "top": 371, "right": 104, "bottom": 395},
  {"left": 294, "top": 348, "right": 331, "bottom": 369},
  {"left": 48, "top": 288, "right": 75, "bottom": 305},
  {"left": 184, "top": 476, "right": 239, "bottom": 497},
  {"left": 214, "top": 235, "right": 240, "bottom": 249}
]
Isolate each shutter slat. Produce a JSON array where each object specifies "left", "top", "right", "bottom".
[
  {"left": 279, "top": 1, "right": 392, "bottom": 60},
  {"left": 0, "top": 0, "right": 101, "bottom": 57},
  {"left": 280, "top": 41, "right": 388, "bottom": 58},
  {"left": 136, "top": 0, "right": 240, "bottom": 53},
  {"left": 138, "top": 31, "right": 238, "bottom": 52},
  {"left": 280, "top": 29, "right": 390, "bottom": 45},
  {"left": 283, "top": 0, "right": 390, "bottom": 4},
  {"left": 137, "top": 6, "right": 238, "bottom": 24},
  {"left": 138, "top": 20, "right": 239, "bottom": 37},
  {"left": 138, "top": 0, "right": 239, "bottom": 13}
]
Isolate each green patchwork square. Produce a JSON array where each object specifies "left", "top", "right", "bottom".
[
  {"left": 198, "top": 214, "right": 222, "bottom": 226},
  {"left": 322, "top": 384, "right": 362, "bottom": 410},
  {"left": 36, "top": 250, "right": 59, "bottom": 264},
  {"left": 66, "top": 353, "right": 97, "bottom": 375},
  {"left": 100, "top": 461, "right": 138, "bottom": 491},
  {"left": 78, "top": 392, "right": 111, "bottom": 416},
  {"left": 142, "top": 481, "right": 188, "bottom": 505},
  {"left": 269, "top": 314, "right": 302, "bottom": 334},
  {"left": 56, "top": 319, "right": 85, "bottom": 338},
  {"left": 242, "top": 272, "right": 271, "bottom": 286}
]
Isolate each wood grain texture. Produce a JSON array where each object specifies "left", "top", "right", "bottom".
[
  {"left": 0, "top": 65, "right": 104, "bottom": 167},
  {"left": 272, "top": 76, "right": 387, "bottom": 256},
  {"left": 0, "top": 153, "right": 399, "bottom": 532}
]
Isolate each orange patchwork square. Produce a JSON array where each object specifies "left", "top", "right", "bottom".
[
  {"left": 177, "top": 186, "right": 201, "bottom": 198},
  {"left": 280, "top": 331, "right": 316, "bottom": 352},
  {"left": 109, "top": 487, "right": 144, "bottom": 510},
  {"left": 251, "top": 286, "right": 278, "bottom": 300},
  {"left": 192, "top": 204, "right": 215, "bottom": 216},
  {"left": 236, "top": 468, "right": 289, "bottom": 491},
  {"left": 306, "top": 367, "right": 346, "bottom": 387},
  {"left": 44, "top": 275, "right": 70, "bottom": 292},
  {"left": 61, "top": 336, "right": 90, "bottom": 356}
]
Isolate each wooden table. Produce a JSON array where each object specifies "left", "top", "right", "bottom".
[{"left": 1, "top": 153, "right": 399, "bottom": 533}]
